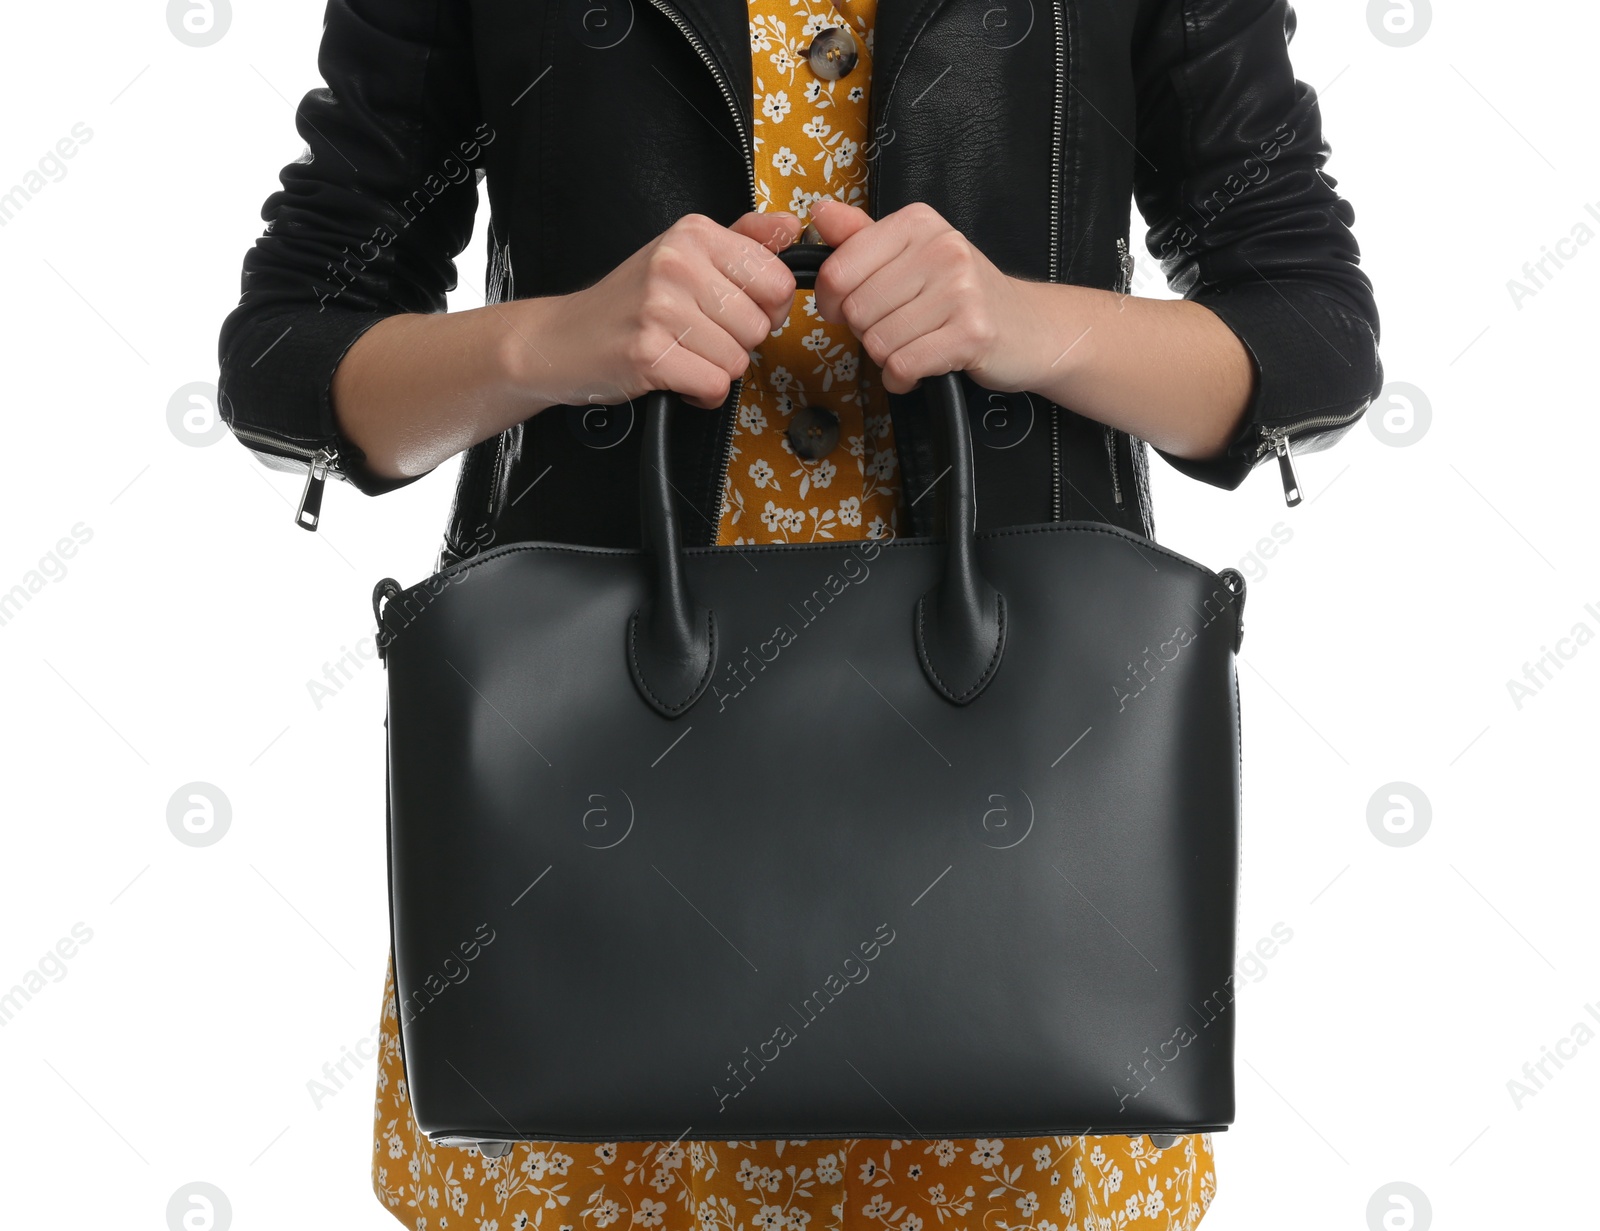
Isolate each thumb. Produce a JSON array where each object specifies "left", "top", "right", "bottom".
[
  {"left": 730, "top": 209, "right": 803, "bottom": 252},
  {"left": 807, "top": 198, "right": 873, "bottom": 246}
]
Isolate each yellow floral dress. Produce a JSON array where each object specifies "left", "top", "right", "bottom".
[
  {"left": 716, "top": 0, "right": 903, "bottom": 543},
  {"left": 370, "top": 0, "right": 1217, "bottom": 1225}
]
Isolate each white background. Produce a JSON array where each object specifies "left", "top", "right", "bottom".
[{"left": 1, "top": 0, "right": 1595, "bottom": 1226}]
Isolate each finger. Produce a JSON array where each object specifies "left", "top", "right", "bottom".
[
  {"left": 807, "top": 198, "right": 873, "bottom": 246},
  {"left": 638, "top": 277, "right": 758, "bottom": 402},
  {"left": 812, "top": 206, "right": 915, "bottom": 322},
  {"left": 655, "top": 345, "right": 745, "bottom": 410},
  {"left": 699, "top": 264, "right": 783, "bottom": 355},
  {"left": 837, "top": 247, "right": 932, "bottom": 349},
  {"left": 710, "top": 229, "right": 801, "bottom": 331},
  {"left": 876, "top": 326, "right": 965, "bottom": 395},
  {"left": 730, "top": 209, "right": 803, "bottom": 253}
]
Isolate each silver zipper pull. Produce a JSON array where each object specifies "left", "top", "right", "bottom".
[
  {"left": 1269, "top": 429, "right": 1302, "bottom": 506},
  {"left": 296, "top": 446, "right": 338, "bottom": 531}
]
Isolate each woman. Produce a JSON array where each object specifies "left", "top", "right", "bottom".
[{"left": 218, "top": 0, "right": 1380, "bottom": 1224}]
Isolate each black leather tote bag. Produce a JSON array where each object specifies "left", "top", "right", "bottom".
[{"left": 374, "top": 244, "right": 1248, "bottom": 1150}]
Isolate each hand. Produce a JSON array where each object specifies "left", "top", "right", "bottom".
[
  {"left": 806, "top": 198, "right": 1049, "bottom": 395},
  {"left": 531, "top": 211, "right": 802, "bottom": 410}
]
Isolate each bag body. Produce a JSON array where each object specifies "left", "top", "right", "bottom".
[{"left": 375, "top": 246, "right": 1247, "bottom": 1149}]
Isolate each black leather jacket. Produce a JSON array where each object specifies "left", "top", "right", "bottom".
[{"left": 217, "top": 0, "right": 1381, "bottom": 561}]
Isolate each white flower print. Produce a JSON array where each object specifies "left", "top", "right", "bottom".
[
  {"left": 971, "top": 1140, "right": 1004, "bottom": 1168},
  {"left": 762, "top": 90, "right": 792, "bottom": 122},
  {"left": 816, "top": 1154, "right": 843, "bottom": 1184},
  {"left": 740, "top": 404, "right": 769, "bottom": 434},
  {"left": 770, "top": 43, "right": 798, "bottom": 74},
  {"left": 773, "top": 146, "right": 802, "bottom": 176},
  {"left": 636, "top": 1198, "right": 667, "bottom": 1226},
  {"left": 835, "top": 137, "right": 859, "bottom": 167},
  {"left": 749, "top": 458, "right": 776, "bottom": 488},
  {"left": 789, "top": 186, "right": 824, "bottom": 216},
  {"left": 801, "top": 327, "right": 833, "bottom": 356}
]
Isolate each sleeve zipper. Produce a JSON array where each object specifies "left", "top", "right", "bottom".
[
  {"left": 295, "top": 446, "right": 340, "bottom": 531},
  {"left": 222, "top": 420, "right": 346, "bottom": 532},
  {"left": 1254, "top": 401, "right": 1370, "bottom": 507}
]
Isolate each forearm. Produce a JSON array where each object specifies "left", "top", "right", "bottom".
[
  {"left": 1012, "top": 280, "right": 1256, "bottom": 462},
  {"left": 330, "top": 297, "right": 569, "bottom": 483}
]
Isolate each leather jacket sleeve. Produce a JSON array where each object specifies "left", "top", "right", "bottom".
[
  {"left": 1130, "top": 0, "right": 1382, "bottom": 491},
  {"left": 215, "top": 0, "right": 484, "bottom": 497}
]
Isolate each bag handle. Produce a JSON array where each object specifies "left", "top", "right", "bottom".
[{"left": 628, "top": 242, "right": 1006, "bottom": 717}]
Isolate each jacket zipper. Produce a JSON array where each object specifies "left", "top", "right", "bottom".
[
  {"left": 1110, "top": 239, "right": 1136, "bottom": 510},
  {"left": 296, "top": 445, "right": 340, "bottom": 531},
  {"left": 227, "top": 421, "right": 344, "bottom": 532},
  {"left": 1115, "top": 235, "right": 1134, "bottom": 292},
  {"left": 1049, "top": 407, "right": 1062, "bottom": 521},
  {"left": 1103, "top": 425, "right": 1122, "bottom": 506},
  {"left": 1092, "top": 239, "right": 1136, "bottom": 518},
  {"left": 647, "top": 0, "right": 756, "bottom": 545},
  {"left": 1047, "top": 0, "right": 1066, "bottom": 520},
  {"left": 1255, "top": 402, "right": 1369, "bottom": 506}
]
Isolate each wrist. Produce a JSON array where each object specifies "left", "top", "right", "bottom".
[
  {"left": 1007, "top": 279, "right": 1101, "bottom": 402},
  {"left": 492, "top": 292, "right": 572, "bottom": 418},
  {"left": 975, "top": 277, "right": 1085, "bottom": 396}
]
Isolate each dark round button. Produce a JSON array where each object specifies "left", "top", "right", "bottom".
[
  {"left": 787, "top": 405, "right": 841, "bottom": 460},
  {"left": 806, "top": 27, "right": 859, "bottom": 80}
]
